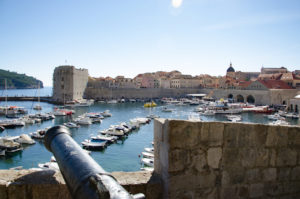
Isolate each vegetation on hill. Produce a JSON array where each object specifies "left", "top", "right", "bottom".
[{"left": 0, "top": 69, "right": 43, "bottom": 89}]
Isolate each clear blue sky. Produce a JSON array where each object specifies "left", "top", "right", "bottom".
[{"left": 0, "top": 0, "right": 300, "bottom": 86}]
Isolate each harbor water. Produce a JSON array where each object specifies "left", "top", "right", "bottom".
[{"left": 0, "top": 90, "right": 299, "bottom": 172}]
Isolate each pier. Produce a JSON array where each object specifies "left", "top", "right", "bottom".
[{"left": 0, "top": 96, "right": 56, "bottom": 104}]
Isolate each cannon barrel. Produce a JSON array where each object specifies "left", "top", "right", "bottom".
[{"left": 44, "top": 125, "right": 135, "bottom": 199}]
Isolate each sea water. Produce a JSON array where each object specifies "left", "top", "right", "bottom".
[{"left": 0, "top": 91, "right": 299, "bottom": 171}]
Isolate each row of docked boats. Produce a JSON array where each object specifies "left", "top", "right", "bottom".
[
  {"left": 0, "top": 134, "right": 35, "bottom": 157},
  {"left": 140, "top": 145, "right": 154, "bottom": 171},
  {"left": 81, "top": 117, "right": 151, "bottom": 150},
  {"left": 72, "top": 110, "right": 112, "bottom": 125}
]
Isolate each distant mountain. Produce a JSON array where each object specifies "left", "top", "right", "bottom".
[{"left": 0, "top": 69, "right": 43, "bottom": 89}]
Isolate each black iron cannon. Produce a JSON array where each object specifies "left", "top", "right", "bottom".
[{"left": 44, "top": 125, "right": 145, "bottom": 199}]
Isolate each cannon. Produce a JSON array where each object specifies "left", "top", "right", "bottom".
[{"left": 44, "top": 125, "right": 145, "bottom": 199}]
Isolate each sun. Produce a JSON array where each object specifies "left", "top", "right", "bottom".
[{"left": 172, "top": 0, "right": 183, "bottom": 8}]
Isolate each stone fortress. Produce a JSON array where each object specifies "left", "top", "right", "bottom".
[{"left": 52, "top": 64, "right": 300, "bottom": 109}]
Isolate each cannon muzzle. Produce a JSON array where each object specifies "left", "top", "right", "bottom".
[{"left": 44, "top": 125, "right": 137, "bottom": 199}]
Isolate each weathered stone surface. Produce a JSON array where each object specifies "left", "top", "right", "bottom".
[
  {"left": 264, "top": 182, "right": 284, "bottom": 196},
  {"left": 245, "top": 168, "right": 261, "bottom": 183},
  {"left": 290, "top": 166, "right": 300, "bottom": 180},
  {"left": 263, "top": 168, "right": 277, "bottom": 181},
  {"left": 224, "top": 123, "right": 239, "bottom": 148},
  {"left": 269, "top": 149, "right": 277, "bottom": 167},
  {"left": 288, "top": 127, "right": 300, "bottom": 146},
  {"left": 276, "top": 148, "right": 297, "bottom": 166},
  {"left": 168, "top": 149, "right": 187, "bottom": 172},
  {"left": 221, "top": 148, "right": 240, "bottom": 168},
  {"left": 201, "top": 122, "right": 224, "bottom": 147},
  {"left": 277, "top": 167, "right": 291, "bottom": 181},
  {"left": 222, "top": 167, "right": 245, "bottom": 185},
  {"left": 266, "top": 126, "right": 288, "bottom": 147},
  {"left": 249, "top": 183, "right": 264, "bottom": 198},
  {"left": 207, "top": 147, "right": 222, "bottom": 169},
  {"left": 248, "top": 124, "right": 268, "bottom": 147},
  {"left": 255, "top": 148, "right": 269, "bottom": 167},
  {"left": 239, "top": 148, "right": 256, "bottom": 168},
  {"left": 191, "top": 149, "right": 207, "bottom": 173},
  {"left": 168, "top": 120, "right": 201, "bottom": 149}
]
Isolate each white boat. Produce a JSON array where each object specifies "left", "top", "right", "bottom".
[
  {"left": 81, "top": 140, "right": 107, "bottom": 150},
  {"left": 161, "top": 107, "right": 172, "bottom": 112},
  {"left": 0, "top": 119, "right": 25, "bottom": 128},
  {"left": 0, "top": 138, "right": 23, "bottom": 154},
  {"left": 74, "top": 117, "right": 92, "bottom": 125},
  {"left": 30, "top": 127, "right": 50, "bottom": 139},
  {"left": 100, "top": 128, "right": 125, "bottom": 136},
  {"left": 33, "top": 105, "right": 42, "bottom": 110},
  {"left": 269, "top": 119, "right": 289, "bottom": 126},
  {"left": 194, "top": 107, "right": 204, "bottom": 112},
  {"left": 141, "top": 158, "right": 154, "bottom": 167},
  {"left": 226, "top": 115, "right": 242, "bottom": 122},
  {"left": 140, "top": 167, "right": 154, "bottom": 172},
  {"left": 101, "top": 110, "right": 112, "bottom": 117},
  {"left": 38, "top": 162, "right": 59, "bottom": 171},
  {"left": 90, "top": 135, "right": 118, "bottom": 143},
  {"left": 144, "top": 147, "right": 154, "bottom": 154},
  {"left": 15, "top": 134, "right": 35, "bottom": 145},
  {"left": 215, "top": 108, "right": 243, "bottom": 114},
  {"left": 141, "top": 151, "right": 154, "bottom": 159},
  {"left": 129, "top": 99, "right": 136, "bottom": 103},
  {"left": 53, "top": 110, "right": 66, "bottom": 116},
  {"left": 146, "top": 114, "right": 159, "bottom": 119},
  {"left": 267, "top": 113, "right": 284, "bottom": 121},
  {"left": 107, "top": 100, "right": 118, "bottom": 104},
  {"left": 64, "top": 122, "right": 80, "bottom": 128},
  {"left": 188, "top": 114, "right": 202, "bottom": 121},
  {"left": 200, "top": 110, "right": 216, "bottom": 116}
]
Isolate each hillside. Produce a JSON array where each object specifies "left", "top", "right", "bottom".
[{"left": 0, "top": 69, "right": 43, "bottom": 89}]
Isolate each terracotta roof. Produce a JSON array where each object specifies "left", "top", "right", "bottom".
[
  {"left": 258, "top": 80, "right": 293, "bottom": 89},
  {"left": 280, "top": 73, "right": 294, "bottom": 80},
  {"left": 239, "top": 81, "right": 252, "bottom": 88},
  {"left": 258, "top": 73, "right": 282, "bottom": 80}
]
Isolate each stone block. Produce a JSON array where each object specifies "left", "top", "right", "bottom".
[
  {"left": 291, "top": 166, "right": 300, "bottom": 180},
  {"left": 283, "top": 181, "right": 300, "bottom": 194},
  {"left": 245, "top": 168, "right": 261, "bottom": 183},
  {"left": 224, "top": 123, "right": 239, "bottom": 148},
  {"left": 168, "top": 120, "right": 201, "bottom": 149},
  {"left": 288, "top": 127, "right": 300, "bottom": 146},
  {"left": 168, "top": 149, "right": 188, "bottom": 172},
  {"left": 277, "top": 167, "right": 291, "bottom": 182},
  {"left": 195, "top": 187, "right": 216, "bottom": 199},
  {"left": 266, "top": 126, "right": 288, "bottom": 147},
  {"left": 263, "top": 168, "right": 277, "bottom": 182},
  {"left": 264, "top": 182, "right": 284, "bottom": 196},
  {"left": 269, "top": 149, "right": 277, "bottom": 167},
  {"left": 237, "top": 186, "right": 249, "bottom": 198},
  {"left": 191, "top": 149, "right": 207, "bottom": 173},
  {"left": 239, "top": 148, "right": 256, "bottom": 168},
  {"left": 276, "top": 148, "right": 297, "bottom": 166},
  {"left": 207, "top": 147, "right": 222, "bottom": 169},
  {"left": 220, "top": 186, "right": 236, "bottom": 199},
  {"left": 255, "top": 148, "right": 269, "bottom": 167},
  {"left": 248, "top": 124, "right": 268, "bottom": 147},
  {"left": 201, "top": 122, "right": 224, "bottom": 147},
  {"left": 249, "top": 183, "right": 264, "bottom": 198},
  {"left": 221, "top": 148, "right": 241, "bottom": 168},
  {"left": 222, "top": 167, "right": 245, "bottom": 185}
]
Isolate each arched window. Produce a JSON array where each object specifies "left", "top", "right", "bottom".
[
  {"left": 236, "top": 95, "right": 244, "bottom": 102},
  {"left": 247, "top": 95, "right": 255, "bottom": 104}
]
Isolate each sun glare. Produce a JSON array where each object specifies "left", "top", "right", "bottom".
[{"left": 172, "top": 0, "right": 183, "bottom": 8}]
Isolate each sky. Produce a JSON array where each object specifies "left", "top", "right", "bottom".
[{"left": 0, "top": 0, "right": 300, "bottom": 86}]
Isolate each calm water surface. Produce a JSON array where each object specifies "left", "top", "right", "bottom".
[{"left": 0, "top": 89, "right": 299, "bottom": 172}]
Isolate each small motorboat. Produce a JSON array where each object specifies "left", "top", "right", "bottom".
[
  {"left": 162, "top": 107, "right": 172, "bottom": 112},
  {"left": 90, "top": 135, "right": 118, "bottom": 144},
  {"left": 269, "top": 119, "right": 289, "bottom": 126},
  {"left": 226, "top": 115, "right": 242, "bottom": 122},
  {"left": 141, "top": 158, "right": 154, "bottom": 167},
  {"left": 64, "top": 122, "right": 80, "bottom": 128},
  {"left": 81, "top": 140, "right": 107, "bottom": 150},
  {"left": 144, "top": 147, "right": 154, "bottom": 154},
  {"left": 101, "top": 110, "right": 112, "bottom": 117},
  {"left": 15, "top": 134, "right": 35, "bottom": 145},
  {"left": 141, "top": 151, "right": 154, "bottom": 159},
  {"left": 38, "top": 162, "right": 59, "bottom": 171}
]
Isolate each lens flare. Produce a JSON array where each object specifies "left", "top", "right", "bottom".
[{"left": 172, "top": 0, "right": 183, "bottom": 8}]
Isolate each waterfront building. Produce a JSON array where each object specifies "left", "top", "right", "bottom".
[
  {"left": 52, "top": 65, "right": 88, "bottom": 103},
  {"left": 246, "top": 80, "right": 293, "bottom": 90},
  {"left": 261, "top": 66, "right": 288, "bottom": 74},
  {"left": 158, "top": 77, "right": 171, "bottom": 89},
  {"left": 115, "top": 76, "right": 136, "bottom": 88},
  {"left": 289, "top": 94, "right": 300, "bottom": 112}
]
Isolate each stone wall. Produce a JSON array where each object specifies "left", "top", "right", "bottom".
[
  {"left": 0, "top": 169, "right": 159, "bottom": 199},
  {"left": 154, "top": 119, "right": 300, "bottom": 198}
]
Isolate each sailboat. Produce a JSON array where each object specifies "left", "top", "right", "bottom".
[{"left": 33, "top": 82, "right": 42, "bottom": 110}]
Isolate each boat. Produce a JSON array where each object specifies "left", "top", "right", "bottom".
[
  {"left": 74, "top": 117, "right": 92, "bottom": 125},
  {"left": 269, "top": 119, "right": 289, "bottom": 126},
  {"left": 0, "top": 149, "right": 5, "bottom": 156},
  {"left": 107, "top": 99, "right": 118, "bottom": 104},
  {"left": 101, "top": 110, "right": 112, "bottom": 117},
  {"left": 253, "top": 106, "right": 274, "bottom": 114},
  {"left": 0, "top": 119, "right": 25, "bottom": 128},
  {"left": 200, "top": 110, "right": 216, "bottom": 116},
  {"left": 65, "top": 99, "right": 94, "bottom": 107},
  {"left": 100, "top": 128, "right": 125, "bottom": 137},
  {"left": 81, "top": 139, "right": 107, "bottom": 150},
  {"left": 53, "top": 109, "right": 66, "bottom": 116},
  {"left": 141, "top": 158, "right": 154, "bottom": 167},
  {"left": 38, "top": 162, "right": 59, "bottom": 170},
  {"left": 30, "top": 127, "right": 50, "bottom": 139},
  {"left": 146, "top": 114, "right": 160, "bottom": 119},
  {"left": 144, "top": 147, "right": 154, "bottom": 154},
  {"left": 63, "top": 122, "right": 80, "bottom": 128},
  {"left": 0, "top": 138, "right": 23, "bottom": 154},
  {"left": 267, "top": 113, "right": 284, "bottom": 121},
  {"left": 15, "top": 134, "right": 35, "bottom": 145},
  {"left": 129, "top": 99, "right": 136, "bottom": 103},
  {"left": 90, "top": 135, "right": 118, "bottom": 144},
  {"left": 226, "top": 115, "right": 242, "bottom": 122},
  {"left": 162, "top": 107, "right": 172, "bottom": 112},
  {"left": 141, "top": 151, "right": 154, "bottom": 159},
  {"left": 144, "top": 101, "right": 157, "bottom": 108},
  {"left": 188, "top": 114, "right": 202, "bottom": 121},
  {"left": 33, "top": 82, "right": 42, "bottom": 110}
]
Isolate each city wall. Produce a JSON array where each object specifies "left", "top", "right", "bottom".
[
  {"left": 84, "top": 87, "right": 298, "bottom": 105},
  {"left": 154, "top": 119, "right": 300, "bottom": 198}
]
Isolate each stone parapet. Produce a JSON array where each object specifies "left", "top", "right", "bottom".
[{"left": 154, "top": 119, "right": 300, "bottom": 198}]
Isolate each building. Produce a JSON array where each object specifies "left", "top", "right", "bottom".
[
  {"left": 261, "top": 66, "right": 288, "bottom": 74},
  {"left": 52, "top": 65, "right": 88, "bottom": 103}
]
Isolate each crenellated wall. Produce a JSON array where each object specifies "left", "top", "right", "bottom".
[{"left": 154, "top": 119, "right": 300, "bottom": 198}]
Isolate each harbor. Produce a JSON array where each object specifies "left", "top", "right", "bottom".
[{"left": 0, "top": 96, "right": 299, "bottom": 172}]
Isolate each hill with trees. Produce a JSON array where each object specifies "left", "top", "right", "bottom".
[{"left": 0, "top": 69, "right": 43, "bottom": 89}]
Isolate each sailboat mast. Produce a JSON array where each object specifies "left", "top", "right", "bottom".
[{"left": 5, "top": 79, "right": 7, "bottom": 115}]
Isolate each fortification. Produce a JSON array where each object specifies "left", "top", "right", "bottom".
[{"left": 52, "top": 66, "right": 88, "bottom": 103}]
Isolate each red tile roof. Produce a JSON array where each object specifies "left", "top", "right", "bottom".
[{"left": 258, "top": 80, "right": 293, "bottom": 89}]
